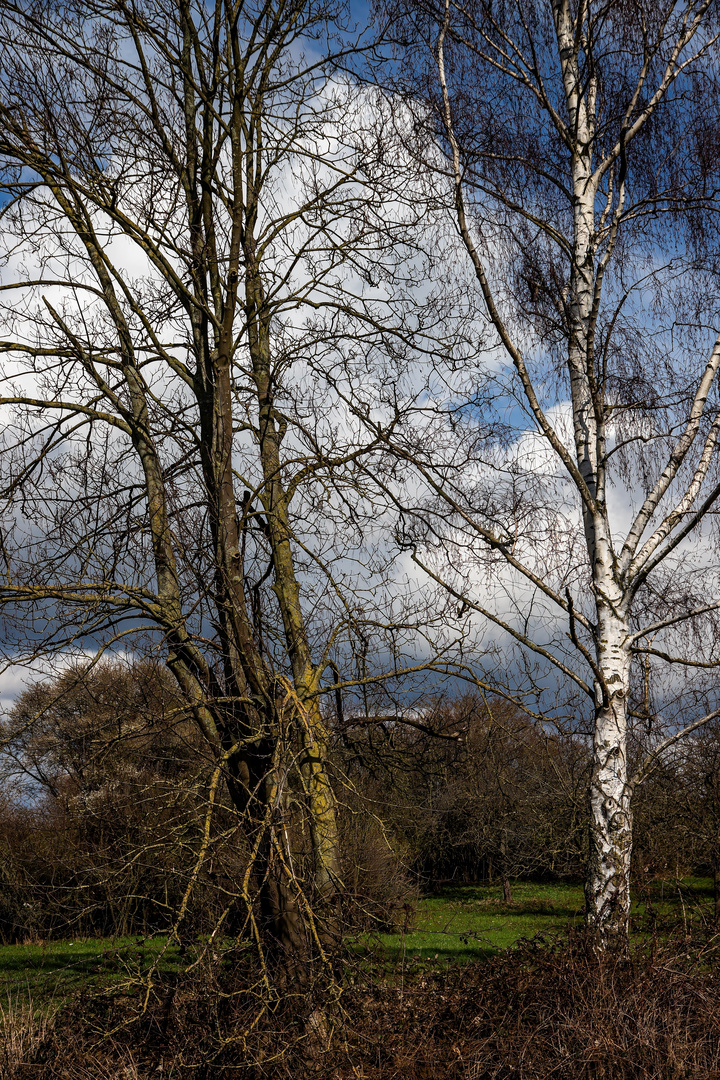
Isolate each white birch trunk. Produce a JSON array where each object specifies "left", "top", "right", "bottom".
[
  {"left": 438, "top": 0, "right": 719, "bottom": 952},
  {"left": 586, "top": 601, "right": 633, "bottom": 942},
  {"left": 563, "top": 65, "right": 634, "bottom": 943}
]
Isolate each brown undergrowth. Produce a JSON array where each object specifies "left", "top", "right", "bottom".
[{"left": 11, "top": 929, "right": 720, "bottom": 1078}]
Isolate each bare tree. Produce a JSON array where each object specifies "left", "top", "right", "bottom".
[
  {"left": 340, "top": 694, "right": 588, "bottom": 891},
  {"left": 0, "top": 658, "right": 218, "bottom": 942},
  {"left": 0, "top": 0, "right": 443, "bottom": 971},
  {"left": 370, "top": 0, "right": 720, "bottom": 945}
]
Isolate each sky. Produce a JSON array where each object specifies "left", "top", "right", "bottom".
[{"left": 2, "top": 0, "right": 720, "bottom": 745}]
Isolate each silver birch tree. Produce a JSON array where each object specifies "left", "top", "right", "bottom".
[{"left": 372, "top": 0, "right": 720, "bottom": 944}]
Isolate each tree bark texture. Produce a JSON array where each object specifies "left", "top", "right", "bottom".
[
  {"left": 0, "top": 0, "right": 345, "bottom": 972},
  {"left": 431, "top": 0, "right": 720, "bottom": 947}
]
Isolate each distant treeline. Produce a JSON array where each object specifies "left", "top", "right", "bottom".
[{"left": 0, "top": 661, "right": 718, "bottom": 943}]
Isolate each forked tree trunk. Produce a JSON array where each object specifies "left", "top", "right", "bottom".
[
  {"left": 225, "top": 720, "right": 313, "bottom": 975},
  {"left": 245, "top": 257, "right": 342, "bottom": 923}
]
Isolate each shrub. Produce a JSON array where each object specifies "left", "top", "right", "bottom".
[{"left": 17, "top": 927, "right": 720, "bottom": 1078}]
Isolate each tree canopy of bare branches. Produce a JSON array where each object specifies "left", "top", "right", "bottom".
[
  {"left": 0, "top": 0, "right": 455, "bottom": 972},
  {"left": 370, "top": 0, "right": 720, "bottom": 944}
]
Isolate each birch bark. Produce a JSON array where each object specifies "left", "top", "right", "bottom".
[
  {"left": 587, "top": 604, "right": 633, "bottom": 939},
  {"left": 557, "top": 18, "right": 635, "bottom": 939},
  {"left": 422, "top": 0, "right": 720, "bottom": 946}
]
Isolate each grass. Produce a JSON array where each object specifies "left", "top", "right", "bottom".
[
  {"left": 357, "top": 875, "right": 719, "bottom": 967},
  {"left": 0, "top": 934, "right": 192, "bottom": 1004},
  {"left": 359, "top": 880, "right": 585, "bottom": 966},
  {"left": 1, "top": 877, "right": 717, "bottom": 1004}
]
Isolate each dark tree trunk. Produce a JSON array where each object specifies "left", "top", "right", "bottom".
[{"left": 500, "top": 832, "right": 513, "bottom": 904}]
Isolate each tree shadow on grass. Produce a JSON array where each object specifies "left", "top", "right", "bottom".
[
  {"left": 425, "top": 883, "right": 584, "bottom": 920},
  {"left": 354, "top": 934, "right": 500, "bottom": 967},
  {"left": 0, "top": 938, "right": 183, "bottom": 999}
]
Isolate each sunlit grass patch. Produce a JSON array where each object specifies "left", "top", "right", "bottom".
[
  {"left": 354, "top": 880, "right": 586, "bottom": 967},
  {"left": 0, "top": 935, "right": 191, "bottom": 1003},
  {"left": 354, "top": 877, "right": 719, "bottom": 968},
  {"left": 3, "top": 877, "right": 718, "bottom": 1005}
]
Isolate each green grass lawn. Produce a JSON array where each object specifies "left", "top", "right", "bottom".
[
  {"left": 355, "top": 876, "right": 719, "bottom": 967},
  {"left": 0, "top": 935, "right": 191, "bottom": 1004},
  {"left": 357, "top": 880, "right": 585, "bottom": 966},
  {"left": 1, "top": 878, "right": 716, "bottom": 1003}
]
